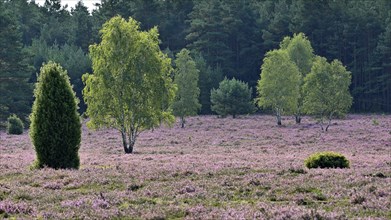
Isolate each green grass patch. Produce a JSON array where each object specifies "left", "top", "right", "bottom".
[
  {"left": 66, "top": 180, "right": 125, "bottom": 194},
  {"left": 0, "top": 190, "right": 11, "bottom": 201},
  {"left": 13, "top": 192, "right": 33, "bottom": 201},
  {"left": 0, "top": 172, "right": 24, "bottom": 182}
]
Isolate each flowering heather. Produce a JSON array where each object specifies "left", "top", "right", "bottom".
[
  {"left": 0, "top": 200, "right": 34, "bottom": 216},
  {"left": 0, "top": 115, "right": 390, "bottom": 219}
]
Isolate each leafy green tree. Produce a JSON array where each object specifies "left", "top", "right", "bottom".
[
  {"left": 289, "top": 0, "right": 389, "bottom": 112},
  {"left": 281, "top": 33, "right": 314, "bottom": 79},
  {"left": 173, "top": 49, "right": 201, "bottom": 128},
  {"left": 30, "top": 61, "right": 81, "bottom": 169},
  {"left": 280, "top": 33, "right": 314, "bottom": 123},
  {"left": 257, "top": 49, "right": 301, "bottom": 125},
  {"left": 211, "top": 77, "right": 255, "bottom": 118},
  {"left": 83, "top": 16, "right": 176, "bottom": 154},
  {"left": 303, "top": 56, "right": 352, "bottom": 131}
]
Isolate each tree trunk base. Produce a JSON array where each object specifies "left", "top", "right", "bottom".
[
  {"left": 295, "top": 115, "right": 301, "bottom": 124},
  {"left": 124, "top": 146, "right": 133, "bottom": 154},
  {"left": 276, "top": 114, "right": 282, "bottom": 125},
  {"left": 180, "top": 117, "right": 185, "bottom": 128}
]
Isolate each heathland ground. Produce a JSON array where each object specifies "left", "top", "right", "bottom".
[{"left": 0, "top": 115, "right": 390, "bottom": 219}]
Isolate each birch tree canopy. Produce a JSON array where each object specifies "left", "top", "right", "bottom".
[{"left": 82, "top": 16, "right": 176, "bottom": 154}]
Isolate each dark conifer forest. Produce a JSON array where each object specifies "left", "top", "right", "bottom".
[{"left": 1, "top": 0, "right": 390, "bottom": 123}]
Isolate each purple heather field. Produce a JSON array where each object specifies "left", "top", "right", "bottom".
[{"left": 0, "top": 115, "right": 390, "bottom": 219}]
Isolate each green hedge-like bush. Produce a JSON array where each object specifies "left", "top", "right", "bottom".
[
  {"left": 7, "top": 114, "right": 24, "bottom": 135},
  {"left": 305, "top": 151, "right": 350, "bottom": 169}
]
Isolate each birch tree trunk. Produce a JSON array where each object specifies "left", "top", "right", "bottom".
[
  {"left": 276, "top": 108, "right": 282, "bottom": 125},
  {"left": 181, "top": 116, "right": 185, "bottom": 128}
]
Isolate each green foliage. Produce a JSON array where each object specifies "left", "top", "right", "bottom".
[
  {"left": 193, "top": 53, "right": 223, "bottom": 114},
  {"left": 303, "top": 56, "right": 352, "bottom": 130},
  {"left": 39, "top": 0, "right": 74, "bottom": 46},
  {"left": 370, "top": 11, "right": 391, "bottom": 112},
  {"left": 211, "top": 77, "right": 255, "bottom": 118},
  {"left": 7, "top": 114, "right": 24, "bottom": 135},
  {"left": 257, "top": 0, "right": 292, "bottom": 51},
  {"left": 186, "top": 0, "right": 230, "bottom": 72},
  {"left": 1, "top": 0, "right": 391, "bottom": 124},
  {"left": 257, "top": 49, "right": 301, "bottom": 125},
  {"left": 173, "top": 49, "right": 201, "bottom": 128},
  {"left": 71, "top": 1, "right": 93, "bottom": 52},
  {"left": 5, "top": 0, "right": 44, "bottom": 46},
  {"left": 186, "top": 0, "right": 260, "bottom": 81},
  {"left": 305, "top": 152, "right": 350, "bottom": 169},
  {"left": 280, "top": 33, "right": 314, "bottom": 76},
  {"left": 29, "top": 61, "right": 81, "bottom": 169},
  {"left": 28, "top": 39, "right": 91, "bottom": 112},
  {"left": 0, "top": 1, "right": 33, "bottom": 123},
  {"left": 83, "top": 16, "right": 176, "bottom": 154},
  {"left": 279, "top": 33, "right": 315, "bottom": 123}
]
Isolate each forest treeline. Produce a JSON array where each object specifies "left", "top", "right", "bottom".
[{"left": 1, "top": 0, "right": 390, "bottom": 124}]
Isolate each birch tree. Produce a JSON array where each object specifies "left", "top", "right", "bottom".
[
  {"left": 83, "top": 16, "right": 176, "bottom": 153},
  {"left": 257, "top": 49, "right": 301, "bottom": 125},
  {"left": 173, "top": 49, "right": 201, "bottom": 128},
  {"left": 303, "top": 56, "right": 352, "bottom": 131},
  {"left": 280, "top": 33, "right": 314, "bottom": 123}
]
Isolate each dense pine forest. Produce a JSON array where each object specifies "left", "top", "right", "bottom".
[{"left": 1, "top": 0, "right": 391, "bottom": 124}]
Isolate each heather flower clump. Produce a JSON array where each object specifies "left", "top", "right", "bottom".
[
  {"left": 0, "top": 115, "right": 390, "bottom": 219},
  {"left": 0, "top": 201, "right": 34, "bottom": 216}
]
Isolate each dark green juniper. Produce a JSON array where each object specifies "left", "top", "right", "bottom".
[{"left": 30, "top": 61, "right": 81, "bottom": 169}]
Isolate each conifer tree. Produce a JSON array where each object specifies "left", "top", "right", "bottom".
[
  {"left": 0, "top": 1, "right": 32, "bottom": 122},
  {"left": 211, "top": 77, "right": 255, "bottom": 118},
  {"left": 193, "top": 53, "right": 223, "bottom": 114},
  {"left": 30, "top": 61, "right": 81, "bottom": 169}
]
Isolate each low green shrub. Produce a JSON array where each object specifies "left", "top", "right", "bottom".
[
  {"left": 7, "top": 114, "right": 24, "bottom": 135},
  {"left": 305, "top": 151, "right": 350, "bottom": 169}
]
